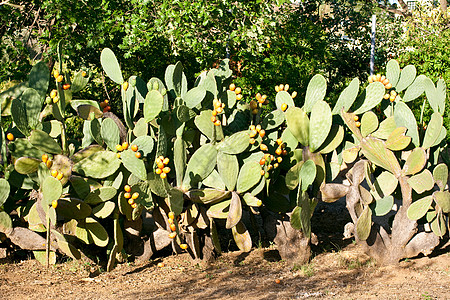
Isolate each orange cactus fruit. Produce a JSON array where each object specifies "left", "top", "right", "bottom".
[
  {"left": 41, "top": 154, "right": 49, "bottom": 163},
  {"left": 259, "top": 129, "right": 266, "bottom": 138},
  {"left": 103, "top": 106, "right": 111, "bottom": 112},
  {"left": 229, "top": 83, "right": 236, "bottom": 91},
  {"left": 163, "top": 157, "right": 170, "bottom": 165},
  {"left": 128, "top": 199, "right": 135, "bottom": 205},
  {"left": 52, "top": 200, "right": 58, "bottom": 209},
  {"left": 275, "top": 148, "right": 282, "bottom": 156},
  {"left": 211, "top": 116, "right": 217, "bottom": 123},
  {"left": 380, "top": 75, "right": 386, "bottom": 82},
  {"left": 353, "top": 115, "right": 359, "bottom": 121},
  {"left": 131, "top": 203, "right": 137, "bottom": 209},
  {"left": 170, "top": 224, "right": 176, "bottom": 231},
  {"left": 56, "top": 75, "right": 64, "bottom": 83},
  {"left": 279, "top": 84, "right": 284, "bottom": 91},
  {"left": 124, "top": 185, "right": 131, "bottom": 192},
  {"left": 53, "top": 70, "right": 59, "bottom": 78},
  {"left": 51, "top": 170, "right": 58, "bottom": 178},
  {"left": 249, "top": 125, "right": 256, "bottom": 131},
  {"left": 155, "top": 168, "right": 163, "bottom": 175},
  {"left": 249, "top": 130, "right": 257, "bottom": 138},
  {"left": 122, "top": 142, "right": 129, "bottom": 150},
  {"left": 375, "top": 74, "right": 381, "bottom": 81},
  {"left": 212, "top": 110, "right": 218, "bottom": 116},
  {"left": 260, "top": 144, "right": 268, "bottom": 151},
  {"left": 135, "top": 152, "right": 142, "bottom": 159},
  {"left": 160, "top": 172, "right": 167, "bottom": 179},
  {"left": 131, "top": 144, "right": 138, "bottom": 152},
  {"left": 281, "top": 103, "right": 288, "bottom": 112},
  {"left": 157, "top": 262, "right": 165, "bottom": 268},
  {"left": 168, "top": 212, "right": 175, "bottom": 220},
  {"left": 383, "top": 93, "right": 390, "bottom": 99},
  {"left": 259, "top": 158, "right": 266, "bottom": 165},
  {"left": 260, "top": 169, "right": 265, "bottom": 176},
  {"left": 355, "top": 121, "right": 361, "bottom": 127},
  {"left": 267, "top": 164, "right": 273, "bottom": 171},
  {"left": 249, "top": 138, "right": 256, "bottom": 145},
  {"left": 116, "top": 144, "right": 123, "bottom": 152},
  {"left": 256, "top": 124, "right": 261, "bottom": 132},
  {"left": 368, "top": 75, "right": 374, "bottom": 83},
  {"left": 124, "top": 192, "right": 131, "bottom": 199},
  {"left": 62, "top": 83, "right": 71, "bottom": 90},
  {"left": 132, "top": 192, "right": 139, "bottom": 200},
  {"left": 168, "top": 218, "right": 174, "bottom": 224},
  {"left": 216, "top": 106, "right": 223, "bottom": 114},
  {"left": 275, "top": 85, "right": 280, "bottom": 92},
  {"left": 56, "top": 172, "right": 64, "bottom": 180},
  {"left": 390, "top": 96, "right": 396, "bottom": 102},
  {"left": 214, "top": 120, "right": 221, "bottom": 126},
  {"left": 385, "top": 83, "right": 392, "bottom": 89},
  {"left": 122, "top": 81, "right": 129, "bottom": 91},
  {"left": 235, "top": 87, "right": 242, "bottom": 95},
  {"left": 276, "top": 138, "right": 283, "bottom": 145},
  {"left": 274, "top": 163, "right": 279, "bottom": 169},
  {"left": 168, "top": 232, "right": 177, "bottom": 239},
  {"left": 277, "top": 156, "right": 283, "bottom": 163},
  {"left": 6, "top": 133, "right": 14, "bottom": 141},
  {"left": 163, "top": 167, "right": 171, "bottom": 174},
  {"left": 180, "top": 244, "right": 188, "bottom": 250},
  {"left": 157, "top": 162, "right": 165, "bottom": 169},
  {"left": 236, "top": 94, "right": 243, "bottom": 101}
]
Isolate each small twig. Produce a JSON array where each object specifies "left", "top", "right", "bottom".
[{"left": 101, "top": 71, "right": 111, "bottom": 101}]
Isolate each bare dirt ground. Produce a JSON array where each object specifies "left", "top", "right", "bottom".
[{"left": 0, "top": 243, "right": 449, "bottom": 300}]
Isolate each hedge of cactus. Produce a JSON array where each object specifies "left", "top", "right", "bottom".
[{"left": 0, "top": 44, "right": 448, "bottom": 269}]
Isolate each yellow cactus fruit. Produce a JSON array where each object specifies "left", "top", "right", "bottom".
[
  {"left": 281, "top": 103, "right": 288, "bottom": 112},
  {"left": 235, "top": 87, "right": 242, "bottom": 95},
  {"left": 131, "top": 144, "right": 138, "bottom": 152},
  {"left": 260, "top": 169, "right": 265, "bottom": 176},
  {"left": 122, "top": 81, "right": 129, "bottom": 91},
  {"left": 56, "top": 75, "right": 64, "bottom": 83},
  {"left": 256, "top": 200, "right": 262, "bottom": 207},
  {"left": 390, "top": 90, "right": 397, "bottom": 96},
  {"left": 275, "top": 85, "right": 280, "bottom": 92},
  {"left": 353, "top": 115, "right": 359, "bottom": 121},
  {"left": 52, "top": 200, "right": 58, "bottom": 209},
  {"left": 62, "top": 83, "right": 71, "bottom": 90},
  {"left": 128, "top": 199, "right": 135, "bottom": 205},
  {"left": 160, "top": 172, "right": 167, "bottom": 179},
  {"left": 56, "top": 172, "right": 64, "bottom": 180},
  {"left": 180, "top": 244, "right": 188, "bottom": 250},
  {"left": 259, "top": 129, "right": 266, "bottom": 138},
  {"left": 163, "top": 157, "right": 170, "bottom": 165},
  {"left": 157, "top": 162, "right": 165, "bottom": 169},
  {"left": 249, "top": 125, "right": 256, "bottom": 131},
  {"left": 155, "top": 168, "right": 163, "bottom": 175},
  {"left": 132, "top": 192, "right": 139, "bottom": 200},
  {"left": 50, "top": 89, "right": 57, "bottom": 98},
  {"left": 157, "top": 262, "right": 165, "bottom": 268},
  {"left": 211, "top": 116, "right": 217, "bottom": 123},
  {"left": 116, "top": 144, "right": 123, "bottom": 152},
  {"left": 212, "top": 110, "right": 218, "bottom": 116},
  {"left": 276, "top": 138, "right": 283, "bottom": 145},
  {"left": 52, "top": 96, "right": 59, "bottom": 103},
  {"left": 383, "top": 93, "right": 390, "bottom": 99},
  {"left": 259, "top": 158, "right": 266, "bottom": 166},
  {"left": 236, "top": 94, "right": 243, "bottom": 101},
  {"left": 168, "top": 212, "right": 175, "bottom": 220},
  {"left": 274, "top": 163, "right": 279, "bottom": 168},
  {"left": 41, "top": 154, "right": 49, "bottom": 163},
  {"left": 135, "top": 152, "right": 142, "bottom": 158},
  {"left": 168, "top": 232, "right": 177, "bottom": 239},
  {"left": 216, "top": 106, "right": 223, "bottom": 114},
  {"left": 355, "top": 121, "right": 361, "bottom": 127},
  {"left": 277, "top": 156, "right": 283, "bottom": 163},
  {"left": 279, "top": 84, "right": 284, "bottom": 91},
  {"left": 131, "top": 203, "right": 137, "bottom": 209},
  {"left": 267, "top": 164, "right": 273, "bottom": 171},
  {"left": 375, "top": 74, "right": 381, "bottom": 81},
  {"left": 163, "top": 167, "right": 171, "bottom": 174},
  {"left": 380, "top": 75, "right": 386, "bottom": 82},
  {"left": 46, "top": 160, "right": 53, "bottom": 168},
  {"left": 168, "top": 218, "right": 174, "bottom": 224},
  {"left": 256, "top": 124, "right": 261, "bottom": 132},
  {"left": 270, "top": 154, "right": 275, "bottom": 161},
  {"left": 51, "top": 170, "right": 58, "bottom": 178},
  {"left": 117, "top": 153, "right": 121, "bottom": 159},
  {"left": 385, "top": 83, "right": 392, "bottom": 90},
  {"left": 390, "top": 95, "right": 396, "bottom": 102},
  {"left": 124, "top": 185, "right": 131, "bottom": 192},
  {"left": 275, "top": 148, "right": 282, "bottom": 156},
  {"left": 124, "top": 192, "right": 131, "bottom": 199},
  {"left": 249, "top": 138, "right": 256, "bottom": 145},
  {"left": 284, "top": 84, "right": 289, "bottom": 91},
  {"left": 122, "top": 142, "right": 129, "bottom": 150},
  {"left": 229, "top": 83, "right": 236, "bottom": 91},
  {"left": 255, "top": 93, "right": 262, "bottom": 101},
  {"left": 214, "top": 120, "right": 221, "bottom": 126},
  {"left": 170, "top": 224, "right": 176, "bottom": 231},
  {"left": 291, "top": 91, "right": 297, "bottom": 99},
  {"left": 53, "top": 69, "right": 59, "bottom": 78},
  {"left": 213, "top": 98, "right": 220, "bottom": 107},
  {"left": 368, "top": 75, "right": 374, "bottom": 83},
  {"left": 261, "top": 94, "right": 267, "bottom": 101},
  {"left": 260, "top": 144, "right": 268, "bottom": 151},
  {"left": 81, "top": 71, "right": 87, "bottom": 77}
]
